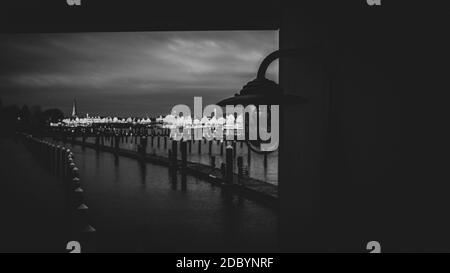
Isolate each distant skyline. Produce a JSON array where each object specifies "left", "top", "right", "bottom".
[{"left": 0, "top": 31, "right": 278, "bottom": 117}]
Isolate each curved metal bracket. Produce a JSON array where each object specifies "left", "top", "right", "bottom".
[{"left": 257, "top": 48, "right": 302, "bottom": 80}]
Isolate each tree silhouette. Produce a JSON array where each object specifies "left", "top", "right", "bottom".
[{"left": 40, "top": 108, "right": 64, "bottom": 124}]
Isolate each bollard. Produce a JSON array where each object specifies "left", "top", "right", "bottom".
[
  {"left": 72, "top": 177, "right": 81, "bottom": 190},
  {"left": 74, "top": 202, "right": 90, "bottom": 233},
  {"left": 69, "top": 162, "right": 76, "bottom": 174},
  {"left": 220, "top": 141, "right": 224, "bottom": 156},
  {"left": 67, "top": 161, "right": 76, "bottom": 184},
  {"left": 68, "top": 151, "right": 74, "bottom": 160},
  {"left": 72, "top": 166, "right": 80, "bottom": 179},
  {"left": 71, "top": 186, "right": 84, "bottom": 210},
  {"left": 226, "top": 145, "right": 233, "bottom": 184}
]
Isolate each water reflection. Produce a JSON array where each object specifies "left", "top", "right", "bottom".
[
  {"left": 114, "top": 155, "right": 119, "bottom": 167},
  {"left": 169, "top": 168, "right": 177, "bottom": 191},
  {"left": 83, "top": 136, "right": 278, "bottom": 185},
  {"left": 64, "top": 143, "right": 278, "bottom": 252},
  {"left": 181, "top": 173, "right": 187, "bottom": 193},
  {"left": 138, "top": 161, "right": 146, "bottom": 186}
]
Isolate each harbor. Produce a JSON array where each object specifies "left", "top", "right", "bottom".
[{"left": 2, "top": 132, "right": 279, "bottom": 252}]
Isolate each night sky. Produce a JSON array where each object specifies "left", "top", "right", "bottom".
[{"left": 0, "top": 31, "right": 278, "bottom": 117}]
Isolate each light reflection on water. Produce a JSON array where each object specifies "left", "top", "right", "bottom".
[
  {"left": 66, "top": 143, "right": 278, "bottom": 252},
  {"left": 83, "top": 136, "right": 278, "bottom": 185}
]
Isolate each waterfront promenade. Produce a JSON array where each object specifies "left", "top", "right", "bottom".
[{"left": 0, "top": 137, "right": 67, "bottom": 252}]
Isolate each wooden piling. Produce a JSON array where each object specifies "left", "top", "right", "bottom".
[
  {"left": 247, "top": 144, "right": 251, "bottom": 166},
  {"left": 210, "top": 156, "right": 216, "bottom": 168},
  {"left": 171, "top": 140, "right": 178, "bottom": 166},
  {"left": 226, "top": 145, "right": 233, "bottom": 184},
  {"left": 181, "top": 141, "right": 187, "bottom": 170}
]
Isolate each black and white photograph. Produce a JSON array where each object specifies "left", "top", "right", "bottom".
[{"left": 0, "top": 0, "right": 448, "bottom": 266}]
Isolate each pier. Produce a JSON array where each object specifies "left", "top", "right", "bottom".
[
  {"left": 48, "top": 125, "right": 278, "bottom": 206},
  {"left": 65, "top": 136, "right": 278, "bottom": 208}
]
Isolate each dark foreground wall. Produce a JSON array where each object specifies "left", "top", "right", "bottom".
[{"left": 279, "top": 1, "right": 448, "bottom": 252}]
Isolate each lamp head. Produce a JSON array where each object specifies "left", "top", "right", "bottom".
[{"left": 217, "top": 49, "right": 306, "bottom": 107}]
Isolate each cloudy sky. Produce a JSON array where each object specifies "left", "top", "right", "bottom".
[{"left": 0, "top": 31, "right": 278, "bottom": 117}]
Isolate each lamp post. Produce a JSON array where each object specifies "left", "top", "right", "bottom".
[{"left": 217, "top": 49, "right": 306, "bottom": 154}]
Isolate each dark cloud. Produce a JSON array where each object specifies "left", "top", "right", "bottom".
[{"left": 0, "top": 31, "right": 278, "bottom": 117}]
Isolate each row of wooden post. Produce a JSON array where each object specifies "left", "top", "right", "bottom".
[
  {"left": 166, "top": 140, "right": 250, "bottom": 185},
  {"left": 68, "top": 131, "right": 257, "bottom": 185}
]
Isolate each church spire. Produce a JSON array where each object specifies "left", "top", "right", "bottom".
[{"left": 72, "top": 98, "right": 78, "bottom": 118}]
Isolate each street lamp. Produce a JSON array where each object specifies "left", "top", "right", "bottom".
[
  {"left": 217, "top": 49, "right": 306, "bottom": 106},
  {"left": 217, "top": 49, "right": 306, "bottom": 154}
]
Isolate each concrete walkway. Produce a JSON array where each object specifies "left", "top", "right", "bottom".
[{"left": 0, "top": 137, "right": 67, "bottom": 252}]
